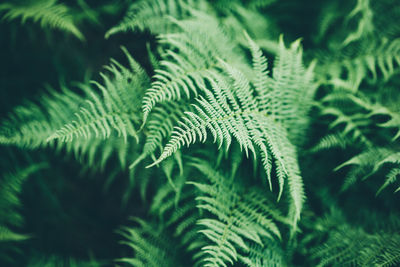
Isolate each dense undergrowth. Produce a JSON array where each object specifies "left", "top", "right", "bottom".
[{"left": 0, "top": 0, "right": 400, "bottom": 266}]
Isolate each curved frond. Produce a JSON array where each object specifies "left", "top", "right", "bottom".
[
  {"left": 47, "top": 49, "right": 146, "bottom": 143},
  {"left": 0, "top": 0, "right": 83, "bottom": 40},
  {"left": 141, "top": 14, "right": 246, "bottom": 124},
  {"left": 105, "top": 0, "right": 208, "bottom": 37},
  {"left": 190, "top": 162, "right": 287, "bottom": 267},
  {"left": 147, "top": 35, "right": 313, "bottom": 224},
  {"left": 118, "top": 218, "right": 183, "bottom": 267}
]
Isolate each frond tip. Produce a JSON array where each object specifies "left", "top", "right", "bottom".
[
  {"left": 47, "top": 48, "right": 147, "bottom": 144},
  {"left": 0, "top": 0, "right": 84, "bottom": 40}
]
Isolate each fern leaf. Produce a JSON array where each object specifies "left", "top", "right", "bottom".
[
  {"left": 342, "top": 0, "right": 374, "bottom": 46},
  {"left": 146, "top": 34, "right": 313, "bottom": 225},
  {"left": 140, "top": 14, "right": 244, "bottom": 125},
  {"left": 118, "top": 218, "right": 184, "bottom": 267},
  {"left": 190, "top": 162, "right": 286, "bottom": 267},
  {"left": 0, "top": 0, "right": 84, "bottom": 40},
  {"left": 0, "top": 163, "right": 48, "bottom": 227},
  {"left": 105, "top": 0, "right": 208, "bottom": 38},
  {"left": 0, "top": 226, "right": 29, "bottom": 242},
  {"left": 47, "top": 49, "right": 145, "bottom": 143}
]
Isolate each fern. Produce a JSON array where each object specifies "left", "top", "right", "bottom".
[
  {"left": 0, "top": 0, "right": 84, "bottom": 40},
  {"left": 0, "top": 163, "right": 47, "bottom": 227},
  {"left": 313, "top": 225, "right": 400, "bottom": 267},
  {"left": 47, "top": 47, "right": 146, "bottom": 143},
  {"left": 342, "top": 0, "right": 374, "bottom": 46},
  {"left": 105, "top": 0, "right": 209, "bottom": 38},
  {"left": 1, "top": 0, "right": 400, "bottom": 266},
  {"left": 0, "top": 48, "right": 146, "bottom": 170},
  {"left": 146, "top": 34, "right": 315, "bottom": 226},
  {"left": 189, "top": 161, "right": 288, "bottom": 267},
  {"left": 118, "top": 218, "right": 182, "bottom": 267},
  {"left": 0, "top": 162, "right": 46, "bottom": 249},
  {"left": 336, "top": 148, "right": 400, "bottom": 193},
  {"left": 0, "top": 226, "right": 29, "bottom": 242},
  {"left": 140, "top": 13, "right": 248, "bottom": 125}
]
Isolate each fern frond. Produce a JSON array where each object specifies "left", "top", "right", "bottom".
[
  {"left": 146, "top": 35, "right": 313, "bottom": 225},
  {"left": 368, "top": 103, "right": 400, "bottom": 140},
  {"left": 311, "top": 133, "right": 350, "bottom": 152},
  {"left": 141, "top": 14, "right": 246, "bottom": 125},
  {"left": 313, "top": 225, "right": 400, "bottom": 267},
  {"left": 47, "top": 49, "right": 146, "bottom": 143},
  {"left": 317, "top": 37, "right": 400, "bottom": 90},
  {"left": 0, "top": 163, "right": 48, "bottom": 227},
  {"left": 105, "top": 0, "right": 209, "bottom": 38},
  {"left": 189, "top": 161, "right": 287, "bottom": 267},
  {"left": 239, "top": 242, "right": 285, "bottom": 267},
  {"left": 335, "top": 147, "right": 400, "bottom": 193},
  {"left": 0, "top": 226, "right": 29, "bottom": 242},
  {"left": 247, "top": 34, "right": 316, "bottom": 144},
  {"left": 118, "top": 218, "right": 183, "bottom": 267},
  {"left": 0, "top": 49, "right": 146, "bottom": 170},
  {"left": 319, "top": 106, "right": 372, "bottom": 147},
  {"left": 343, "top": 0, "right": 374, "bottom": 46},
  {"left": 0, "top": 0, "right": 83, "bottom": 40}
]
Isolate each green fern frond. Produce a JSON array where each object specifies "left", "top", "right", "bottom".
[
  {"left": 239, "top": 242, "right": 285, "bottom": 267},
  {"left": 0, "top": 163, "right": 48, "bottom": 227},
  {"left": 0, "top": 49, "right": 146, "bottom": 170},
  {"left": 118, "top": 218, "right": 183, "bottom": 267},
  {"left": 313, "top": 225, "right": 400, "bottom": 267},
  {"left": 317, "top": 37, "right": 400, "bottom": 90},
  {"left": 0, "top": 226, "right": 29, "bottom": 242},
  {"left": 335, "top": 147, "right": 400, "bottom": 193},
  {"left": 147, "top": 35, "right": 314, "bottom": 225},
  {"left": 368, "top": 103, "right": 400, "bottom": 141},
  {"left": 247, "top": 34, "right": 316, "bottom": 144},
  {"left": 0, "top": 0, "right": 84, "bottom": 40},
  {"left": 343, "top": 0, "right": 374, "bottom": 46},
  {"left": 105, "top": 0, "right": 208, "bottom": 38},
  {"left": 141, "top": 14, "right": 246, "bottom": 125},
  {"left": 311, "top": 133, "right": 350, "bottom": 151},
  {"left": 189, "top": 161, "right": 287, "bottom": 267},
  {"left": 318, "top": 105, "right": 372, "bottom": 147},
  {"left": 47, "top": 48, "right": 146, "bottom": 143}
]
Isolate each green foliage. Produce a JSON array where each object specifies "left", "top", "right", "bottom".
[
  {"left": 47, "top": 47, "right": 147, "bottom": 143},
  {"left": 0, "top": 0, "right": 84, "bottom": 40},
  {"left": 190, "top": 161, "right": 287, "bottom": 267},
  {"left": 305, "top": 209, "right": 400, "bottom": 267},
  {"left": 1, "top": 0, "right": 400, "bottom": 266}
]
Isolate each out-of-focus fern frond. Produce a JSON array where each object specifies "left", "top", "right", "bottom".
[
  {"left": 0, "top": 226, "right": 29, "bottom": 242},
  {"left": 313, "top": 225, "right": 400, "bottom": 267},
  {"left": 335, "top": 148, "right": 400, "bottom": 193},
  {"left": 0, "top": 0, "right": 84, "bottom": 40},
  {"left": 317, "top": 38, "right": 400, "bottom": 91},
  {"left": 0, "top": 163, "right": 48, "bottom": 227},
  {"left": 342, "top": 0, "right": 374, "bottom": 46},
  {"left": 105, "top": 0, "right": 209, "bottom": 38},
  {"left": 26, "top": 254, "right": 103, "bottom": 267},
  {"left": 118, "top": 218, "right": 183, "bottom": 267}
]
